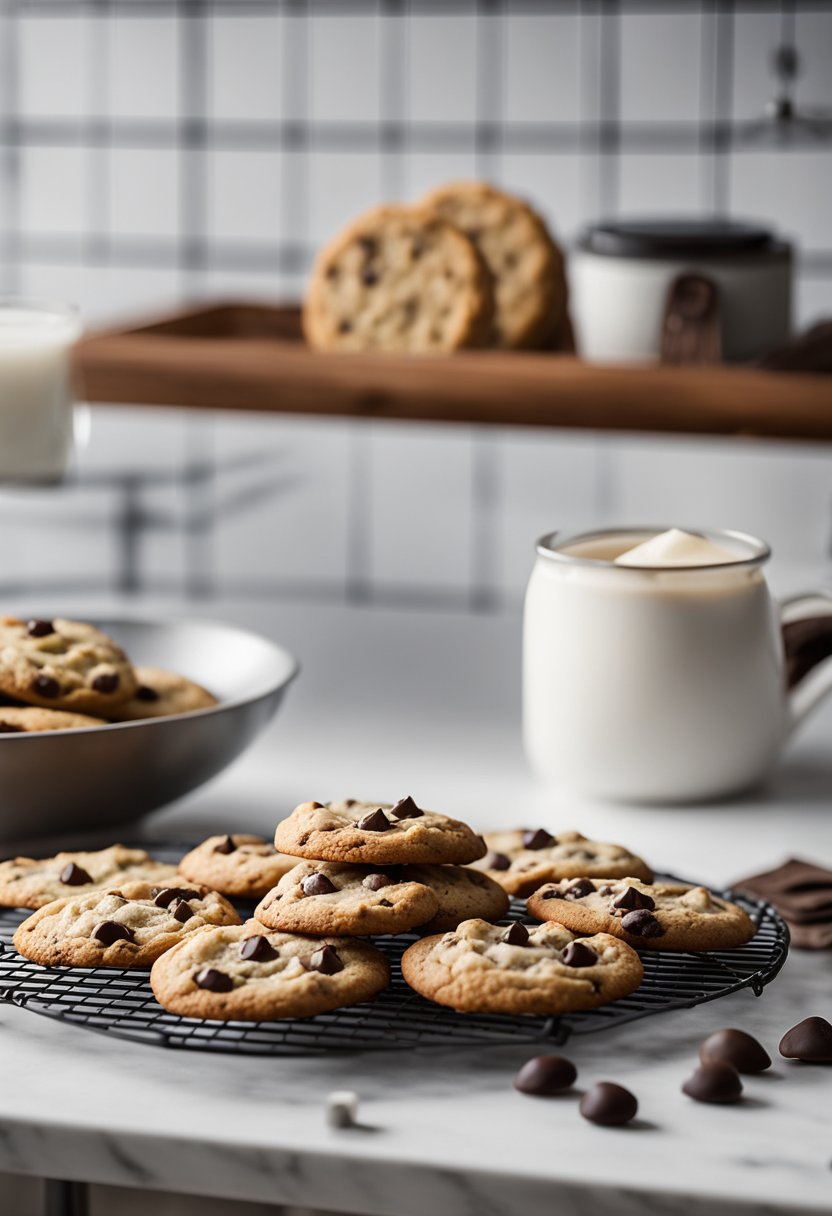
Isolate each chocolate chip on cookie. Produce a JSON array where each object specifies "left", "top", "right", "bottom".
[
  {"left": 613, "top": 886, "right": 655, "bottom": 912},
  {"left": 302, "top": 873, "right": 337, "bottom": 897},
  {"left": 389, "top": 796, "right": 424, "bottom": 821},
  {"left": 60, "top": 862, "right": 93, "bottom": 886},
  {"left": 92, "top": 921, "right": 135, "bottom": 946},
  {"left": 239, "top": 935, "right": 277, "bottom": 963},
  {"left": 561, "top": 941, "right": 598, "bottom": 968},
  {"left": 522, "top": 829, "right": 554, "bottom": 850},
  {"left": 503, "top": 922, "right": 530, "bottom": 946},
  {"left": 305, "top": 944, "right": 344, "bottom": 975},
  {"left": 194, "top": 967, "right": 234, "bottom": 993}
]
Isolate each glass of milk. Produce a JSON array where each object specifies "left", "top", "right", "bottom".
[{"left": 0, "top": 298, "right": 82, "bottom": 483}]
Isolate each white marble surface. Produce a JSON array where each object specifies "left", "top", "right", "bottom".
[{"left": 1, "top": 584, "right": 831, "bottom": 1216}]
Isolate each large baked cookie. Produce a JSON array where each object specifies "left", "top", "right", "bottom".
[
  {"left": 303, "top": 204, "right": 494, "bottom": 353},
  {"left": 0, "top": 706, "right": 106, "bottom": 733},
  {"left": 421, "top": 181, "right": 566, "bottom": 349},
  {"left": 150, "top": 920, "right": 390, "bottom": 1021},
  {"left": 254, "top": 861, "right": 440, "bottom": 936},
  {"left": 108, "top": 666, "right": 218, "bottom": 722},
  {"left": 527, "top": 878, "right": 756, "bottom": 952},
  {"left": 470, "top": 829, "right": 653, "bottom": 897},
  {"left": 178, "top": 834, "right": 298, "bottom": 900},
  {"left": 401, "top": 864, "right": 509, "bottom": 933},
  {"left": 401, "top": 917, "right": 643, "bottom": 1015},
  {"left": 274, "top": 797, "right": 486, "bottom": 866},
  {"left": 0, "top": 616, "right": 136, "bottom": 714},
  {"left": 0, "top": 846, "right": 179, "bottom": 911},
  {"left": 12, "top": 881, "right": 240, "bottom": 968}
]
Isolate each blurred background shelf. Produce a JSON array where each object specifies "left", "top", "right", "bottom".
[{"left": 75, "top": 302, "right": 832, "bottom": 443}]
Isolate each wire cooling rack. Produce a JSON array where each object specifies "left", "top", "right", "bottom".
[{"left": 0, "top": 851, "right": 789, "bottom": 1056}]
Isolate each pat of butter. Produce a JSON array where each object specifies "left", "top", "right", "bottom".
[{"left": 614, "top": 528, "right": 738, "bottom": 568}]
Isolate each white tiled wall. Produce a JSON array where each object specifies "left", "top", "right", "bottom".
[{"left": 0, "top": 6, "right": 830, "bottom": 613}]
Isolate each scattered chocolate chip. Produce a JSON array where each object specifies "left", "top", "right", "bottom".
[
  {"left": 361, "top": 269, "right": 379, "bottom": 287},
  {"left": 213, "top": 835, "right": 236, "bottom": 854},
  {"left": 302, "top": 873, "right": 337, "bottom": 897},
  {"left": 682, "top": 1061, "right": 743, "bottom": 1104},
  {"left": 27, "top": 619, "right": 55, "bottom": 638},
  {"left": 564, "top": 878, "right": 596, "bottom": 900},
  {"left": 522, "top": 829, "right": 554, "bottom": 850},
  {"left": 240, "top": 934, "right": 277, "bottom": 962},
  {"left": 484, "top": 851, "right": 511, "bottom": 871},
  {"left": 337, "top": 320, "right": 352, "bottom": 335},
  {"left": 779, "top": 1016, "right": 832, "bottom": 1062},
  {"left": 0, "top": 720, "right": 23, "bottom": 733},
  {"left": 356, "top": 808, "right": 392, "bottom": 832},
  {"left": 358, "top": 236, "right": 378, "bottom": 256},
  {"left": 305, "top": 944, "right": 343, "bottom": 975},
  {"left": 193, "top": 967, "right": 233, "bottom": 992},
  {"left": 378, "top": 899, "right": 394, "bottom": 908},
  {"left": 91, "top": 672, "right": 119, "bottom": 694},
  {"left": 170, "top": 898, "right": 194, "bottom": 923},
  {"left": 561, "top": 941, "right": 598, "bottom": 968},
  {"left": 514, "top": 1054, "right": 577, "bottom": 1095},
  {"left": 541, "top": 887, "right": 564, "bottom": 900},
  {"left": 363, "top": 873, "right": 393, "bottom": 891},
  {"left": 699, "top": 1028, "right": 771, "bottom": 1073},
  {"left": 389, "top": 796, "right": 423, "bottom": 821},
  {"left": 579, "top": 1082, "right": 638, "bottom": 1126},
  {"left": 60, "top": 862, "right": 92, "bottom": 886},
  {"left": 92, "top": 921, "right": 134, "bottom": 946},
  {"left": 33, "top": 674, "right": 60, "bottom": 699},
  {"left": 152, "top": 887, "right": 200, "bottom": 907},
  {"left": 504, "top": 922, "right": 530, "bottom": 946},
  {"left": 620, "top": 908, "right": 664, "bottom": 938},
  {"left": 135, "top": 684, "right": 160, "bottom": 702},
  {"left": 612, "top": 886, "right": 656, "bottom": 912},
  {"left": 410, "top": 238, "right": 425, "bottom": 261}
]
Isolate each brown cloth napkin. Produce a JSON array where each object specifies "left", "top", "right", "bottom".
[{"left": 734, "top": 858, "right": 832, "bottom": 949}]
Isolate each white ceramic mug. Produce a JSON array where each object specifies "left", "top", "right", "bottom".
[{"left": 523, "top": 527, "right": 832, "bottom": 803}]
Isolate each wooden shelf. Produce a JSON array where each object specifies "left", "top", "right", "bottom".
[{"left": 74, "top": 302, "right": 832, "bottom": 443}]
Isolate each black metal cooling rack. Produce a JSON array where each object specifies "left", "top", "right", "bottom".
[{"left": 0, "top": 855, "right": 789, "bottom": 1057}]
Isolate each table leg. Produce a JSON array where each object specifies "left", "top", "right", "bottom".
[{"left": 44, "top": 1179, "right": 90, "bottom": 1216}]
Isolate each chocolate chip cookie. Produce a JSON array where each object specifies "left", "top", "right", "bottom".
[
  {"left": 0, "top": 845, "right": 179, "bottom": 911},
  {"left": 527, "top": 878, "right": 756, "bottom": 952},
  {"left": 401, "top": 917, "right": 643, "bottom": 1015},
  {"left": 12, "top": 881, "right": 241, "bottom": 968},
  {"left": 470, "top": 829, "right": 653, "bottom": 897},
  {"left": 401, "top": 864, "right": 509, "bottom": 933},
  {"left": 150, "top": 920, "right": 390, "bottom": 1021},
  {"left": 0, "top": 706, "right": 106, "bottom": 733},
  {"left": 254, "top": 861, "right": 440, "bottom": 936},
  {"left": 178, "top": 834, "right": 298, "bottom": 900},
  {"left": 303, "top": 204, "right": 494, "bottom": 353},
  {"left": 421, "top": 181, "right": 567, "bottom": 349},
  {"left": 108, "top": 666, "right": 218, "bottom": 722},
  {"left": 274, "top": 797, "right": 486, "bottom": 866},
  {"left": 0, "top": 616, "right": 137, "bottom": 714}
]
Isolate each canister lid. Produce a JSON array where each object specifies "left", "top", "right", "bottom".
[{"left": 578, "top": 219, "right": 787, "bottom": 259}]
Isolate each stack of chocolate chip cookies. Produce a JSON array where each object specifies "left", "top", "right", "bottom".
[
  {"left": 0, "top": 615, "right": 218, "bottom": 731},
  {"left": 303, "top": 181, "right": 570, "bottom": 355}
]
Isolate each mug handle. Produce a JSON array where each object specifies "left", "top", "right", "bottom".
[{"left": 781, "top": 590, "right": 832, "bottom": 732}]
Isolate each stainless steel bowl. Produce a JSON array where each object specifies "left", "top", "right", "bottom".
[{"left": 0, "top": 616, "right": 298, "bottom": 842}]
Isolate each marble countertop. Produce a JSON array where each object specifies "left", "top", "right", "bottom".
[{"left": 1, "top": 586, "right": 831, "bottom": 1216}]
